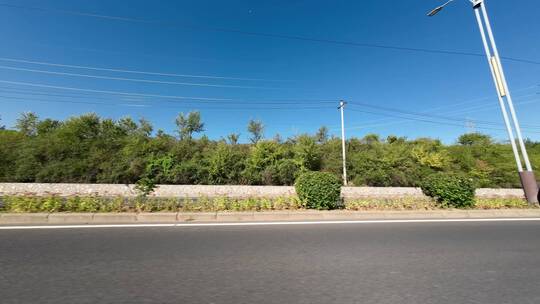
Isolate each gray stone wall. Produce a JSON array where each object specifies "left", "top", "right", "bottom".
[{"left": 0, "top": 183, "right": 526, "bottom": 199}]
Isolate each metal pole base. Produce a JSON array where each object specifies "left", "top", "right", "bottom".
[{"left": 519, "top": 171, "right": 539, "bottom": 205}]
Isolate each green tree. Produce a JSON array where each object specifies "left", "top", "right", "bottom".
[
  {"left": 458, "top": 133, "right": 493, "bottom": 146},
  {"left": 175, "top": 111, "right": 204, "bottom": 140},
  {"left": 227, "top": 133, "right": 240, "bottom": 145},
  {"left": 243, "top": 141, "right": 285, "bottom": 184},
  {"left": 247, "top": 119, "right": 264, "bottom": 144},
  {"left": 15, "top": 112, "right": 39, "bottom": 136},
  {"left": 294, "top": 134, "right": 320, "bottom": 171},
  {"left": 315, "top": 126, "right": 329, "bottom": 143},
  {"left": 137, "top": 118, "right": 153, "bottom": 137},
  {"left": 362, "top": 133, "right": 380, "bottom": 145},
  {"left": 36, "top": 119, "right": 61, "bottom": 135},
  {"left": 208, "top": 143, "right": 245, "bottom": 184}
]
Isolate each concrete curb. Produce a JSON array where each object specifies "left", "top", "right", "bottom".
[{"left": 1, "top": 209, "right": 539, "bottom": 225}]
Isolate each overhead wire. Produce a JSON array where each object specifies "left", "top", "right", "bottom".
[
  {"left": 0, "top": 57, "right": 284, "bottom": 82},
  {"left": 347, "top": 100, "right": 540, "bottom": 130},
  {"left": 0, "top": 2, "right": 539, "bottom": 65},
  {"left": 0, "top": 80, "right": 233, "bottom": 101},
  {"left": 0, "top": 94, "right": 331, "bottom": 110},
  {"left": 344, "top": 101, "right": 540, "bottom": 132},
  {"left": 0, "top": 92, "right": 334, "bottom": 106},
  {"left": 339, "top": 85, "right": 540, "bottom": 129},
  {"left": 346, "top": 107, "right": 540, "bottom": 134},
  {"left": 344, "top": 94, "right": 540, "bottom": 131},
  {"left": 0, "top": 65, "right": 279, "bottom": 89},
  {"left": 0, "top": 80, "right": 336, "bottom": 105}
]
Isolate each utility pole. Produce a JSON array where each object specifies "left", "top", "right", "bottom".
[
  {"left": 338, "top": 100, "right": 348, "bottom": 186},
  {"left": 428, "top": 0, "right": 538, "bottom": 204}
]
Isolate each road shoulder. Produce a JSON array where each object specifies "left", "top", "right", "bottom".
[{"left": 1, "top": 209, "right": 539, "bottom": 225}]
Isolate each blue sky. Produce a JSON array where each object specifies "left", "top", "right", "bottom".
[{"left": 0, "top": 0, "right": 539, "bottom": 143}]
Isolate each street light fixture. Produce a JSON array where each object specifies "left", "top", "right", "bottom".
[
  {"left": 427, "top": 0, "right": 539, "bottom": 204},
  {"left": 427, "top": 0, "right": 455, "bottom": 16}
]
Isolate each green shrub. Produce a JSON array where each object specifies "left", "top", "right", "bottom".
[
  {"left": 40, "top": 196, "right": 63, "bottom": 212},
  {"left": 421, "top": 173, "right": 476, "bottom": 208},
  {"left": 3, "top": 196, "right": 42, "bottom": 212},
  {"left": 64, "top": 196, "right": 101, "bottom": 212},
  {"left": 345, "top": 198, "right": 437, "bottom": 211},
  {"left": 475, "top": 198, "right": 531, "bottom": 209},
  {"left": 295, "top": 171, "right": 341, "bottom": 209},
  {"left": 77, "top": 197, "right": 101, "bottom": 212},
  {"left": 65, "top": 196, "right": 81, "bottom": 212},
  {"left": 99, "top": 197, "right": 125, "bottom": 212},
  {"left": 135, "top": 177, "right": 156, "bottom": 197}
]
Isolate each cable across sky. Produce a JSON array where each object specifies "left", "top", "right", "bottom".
[{"left": 1, "top": 2, "right": 539, "bottom": 65}]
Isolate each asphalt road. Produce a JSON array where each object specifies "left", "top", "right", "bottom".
[{"left": 1, "top": 221, "right": 540, "bottom": 304}]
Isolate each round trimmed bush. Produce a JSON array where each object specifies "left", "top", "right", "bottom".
[
  {"left": 421, "top": 173, "right": 476, "bottom": 208},
  {"left": 295, "top": 171, "right": 342, "bottom": 209}
]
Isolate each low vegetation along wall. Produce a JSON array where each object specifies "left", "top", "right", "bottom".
[{"left": 0, "top": 183, "right": 525, "bottom": 200}]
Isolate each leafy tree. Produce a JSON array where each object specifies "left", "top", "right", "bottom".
[
  {"left": 315, "top": 126, "right": 329, "bottom": 143},
  {"left": 247, "top": 119, "right": 264, "bottom": 143},
  {"left": 227, "top": 133, "right": 240, "bottom": 145},
  {"left": 15, "top": 112, "right": 39, "bottom": 136},
  {"left": 386, "top": 135, "right": 406, "bottom": 144},
  {"left": 137, "top": 118, "right": 153, "bottom": 137},
  {"left": 208, "top": 143, "right": 245, "bottom": 184},
  {"left": 411, "top": 140, "right": 449, "bottom": 170},
  {"left": 118, "top": 117, "right": 138, "bottom": 134},
  {"left": 243, "top": 140, "right": 285, "bottom": 184},
  {"left": 362, "top": 133, "right": 380, "bottom": 145},
  {"left": 294, "top": 134, "right": 320, "bottom": 171},
  {"left": 175, "top": 111, "right": 204, "bottom": 140},
  {"left": 36, "top": 119, "right": 61, "bottom": 135},
  {"left": 458, "top": 133, "right": 493, "bottom": 146}
]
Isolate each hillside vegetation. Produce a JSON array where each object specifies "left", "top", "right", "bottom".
[{"left": 1, "top": 112, "right": 538, "bottom": 188}]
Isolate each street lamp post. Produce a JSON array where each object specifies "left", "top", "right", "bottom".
[
  {"left": 428, "top": 0, "right": 539, "bottom": 204},
  {"left": 338, "top": 100, "right": 348, "bottom": 186}
]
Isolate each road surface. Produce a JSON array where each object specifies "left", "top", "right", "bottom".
[{"left": 1, "top": 220, "right": 540, "bottom": 303}]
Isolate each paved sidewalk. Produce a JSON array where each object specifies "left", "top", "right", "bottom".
[{"left": 1, "top": 209, "right": 539, "bottom": 225}]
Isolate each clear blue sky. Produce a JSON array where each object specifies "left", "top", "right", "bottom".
[{"left": 0, "top": 0, "right": 539, "bottom": 143}]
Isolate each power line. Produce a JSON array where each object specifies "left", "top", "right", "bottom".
[
  {"left": 349, "top": 105, "right": 540, "bottom": 133},
  {"left": 0, "top": 65, "right": 279, "bottom": 89},
  {"left": 0, "top": 94, "right": 331, "bottom": 110},
  {"left": 346, "top": 107, "right": 540, "bottom": 134},
  {"left": 346, "top": 98, "right": 540, "bottom": 130},
  {"left": 344, "top": 95, "right": 540, "bottom": 132},
  {"left": 0, "top": 86, "right": 336, "bottom": 105},
  {"left": 0, "top": 80, "right": 233, "bottom": 101},
  {"left": 0, "top": 87, "right": 122, "bottom": 101},
  {"left": 433, "top": 94, "right": 540, "bottom": 116},
  {"left": 1, "top": 2, "right": 539, "bottom": 65},
  {"left": 337, "top": 86, "right": 539, "bottom": 128},
  {"left": 377, "top": 93, "right": 540, "bottom": 128},
  {"left": 347, "top": 101, "right": 540, "bottom": 129},
  {"left": 0, "top": 91, "right": 334, "bottom": 106},
  {"left": 0, "top": 57, "right": 283, "bottom": 82}
]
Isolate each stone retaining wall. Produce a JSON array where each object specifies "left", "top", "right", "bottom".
[{"left": 0, "top": 183, "right": 526, "bottom": 199}]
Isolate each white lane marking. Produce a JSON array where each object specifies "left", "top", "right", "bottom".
[{"left": 1, "top": 218, "right": 540, "bottom": 230}]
